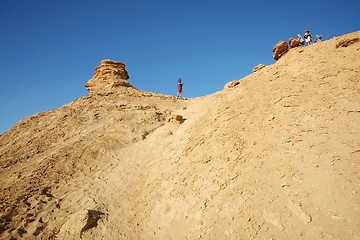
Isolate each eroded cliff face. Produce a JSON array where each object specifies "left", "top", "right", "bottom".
[
  {"left": 1, "top": 31, "right": 360, "bottom": 240},
  {"left": 84, "top": 59, "right": 132, "bottom": 94}
]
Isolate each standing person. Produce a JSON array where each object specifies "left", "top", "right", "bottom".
[
  {"left": 314, "top": 35, "right": 323, "bottom": 43},
  {"left": 177, "top": 78, "right": 184, "bottom": 98},
  {"left": 304, "top": 29, "right": 312, "bottom": 45},
  {"left": 297, "top": 34, "right": 305, "bottom": 47}
]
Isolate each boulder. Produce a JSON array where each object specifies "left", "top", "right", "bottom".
[
  {"left": 272, "top": 41, "right": 288, "bottom": 61},
  {"left": 85, "top": 59, "right": 132, "bottom": 94},
  {"left": 166, "top": 115, "right": 184, "bottom": 124},
  {"left": 224, "top": 80, "right": 240, "bottom": 89},
  {"left": 288, "top": 38, "right": 300, "bottom": 48},
  {"left": 253, "top": 64, "right": 265, "bottom": 73}
]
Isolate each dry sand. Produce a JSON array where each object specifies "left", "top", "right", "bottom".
[{"left": 1, "top": 31, "right": 360, "bottom": 239}]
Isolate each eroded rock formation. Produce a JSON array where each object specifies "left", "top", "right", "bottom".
[
  {"left": 166, "top": 115, "right": 185, "bottom": 124},
  {"left": 84, "top": 59, "right": 132, "bottom": 94},
  {"left": 224, "top": 80, "right": 240, "bottom": 89},
  {"left": 336, "top": 37, "right": 359, "bottom": 48},
  {"left": 288, "top": 38, "right": 300, "bottom": 48},
  {"left": 253, "top": 64, "right": 265, "bottom": 72},
  {"left": 272, "top": 40, "right": 288, "bottom": 61}
]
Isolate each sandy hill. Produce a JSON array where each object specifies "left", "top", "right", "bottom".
[{"left": 0, "top": 31, "right": 359, "bottom": 240}]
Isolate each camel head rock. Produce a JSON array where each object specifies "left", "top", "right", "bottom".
[
  {"left": 288, "top": 38, "right": 300, "bottom": 48},
  {"left": 84, "top": 59, "right": 132, "bottom": 94}
]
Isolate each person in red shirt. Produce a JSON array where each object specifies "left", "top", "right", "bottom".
[{"left": 177, "top": 78, "right": 184, "bottom": 98}]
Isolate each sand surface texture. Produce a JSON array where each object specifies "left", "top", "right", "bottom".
[{"left": 1, "top": 31, "right": 360, "bottom": 239}]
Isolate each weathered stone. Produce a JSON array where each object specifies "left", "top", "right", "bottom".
[
  {"left": 273, "top": 41, "right": 288, "bottom": 61},
  {"left": 253, "top": 64, "right": 265, "bottom": 73},
  {"left": 85, "top": 59, "right": 132, "bottom": 94},
  {"left": 166, "top": 115, "right": 184, "bottom": 124},
  {"left": 288, "top": 38, "right": 300, "bottom": 48},
  {"left": 224, "top": 80, "right": 240, "bottom": 89},
  {"left": 335, "top": 37, "right": 359, "bottom": 48}
]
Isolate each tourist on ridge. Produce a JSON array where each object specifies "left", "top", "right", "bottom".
[
  {"left": 304, "top": 29, "right": 312, "bottom": 45},
  {"left": 297, "top": 34, "right": 305, "bottom": 47},
  {"left": 314, "top": 35, "right": 323, "bottom": 43},
  {"left": 177, "top": 78, "right": 184, "bottom": 98}
]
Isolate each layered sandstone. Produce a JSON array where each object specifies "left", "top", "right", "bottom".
[
  {"left": 253, "top": 63, "right": 265, "bottom": 72},
  {"left": 335, "top": 37, "right": 359, "bottom": 48},
  {"left": 272, "top": 40, "right": 288, "bottom": 61},
  {"left": 224, "top": 80, "right": 240, "bottom": 89},
  {"left": 84, "top": 59, "right": 132, "bottom": 94}
]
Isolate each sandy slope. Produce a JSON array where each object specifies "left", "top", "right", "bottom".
[{"left": 1, "top": 31, "right": 360, "bottom": 239}]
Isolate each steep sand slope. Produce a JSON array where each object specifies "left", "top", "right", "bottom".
[
  {"left": 1, "top": 31, "right": 359, "bottom": 239},
  {"left": 0, "top": 87, "right": 189, "bottom": 239}
]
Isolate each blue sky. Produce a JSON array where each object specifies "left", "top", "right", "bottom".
[{"left": 0, "top": 0, "right": 359, "bottom": 134}]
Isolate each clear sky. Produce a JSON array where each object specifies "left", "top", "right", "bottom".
[{"left": 0, "top": 0, "right": 359, "bottom": 134}]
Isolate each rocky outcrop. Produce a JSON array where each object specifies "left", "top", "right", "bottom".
[
  {"left": 253, "top": 64, "right": 265, "bottom": 72},
  {"left": 224, "top": 80, "right": 240, "bottom": 89},
  {"left": 336, "top": 37, "right": 359, "bottom": 48},
  {"left": 288, "top": 38, "right": 300, "bottom": 48},
  {"left": 272, "top": 41, "right": 288, "bottom": 61},
  {"left": 84, "top": 59, "right": 132, "bottom": 94}
]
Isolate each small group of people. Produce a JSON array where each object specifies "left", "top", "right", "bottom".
[{"left": 297, "top": 29, "right": 323, "bottom": 46}]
